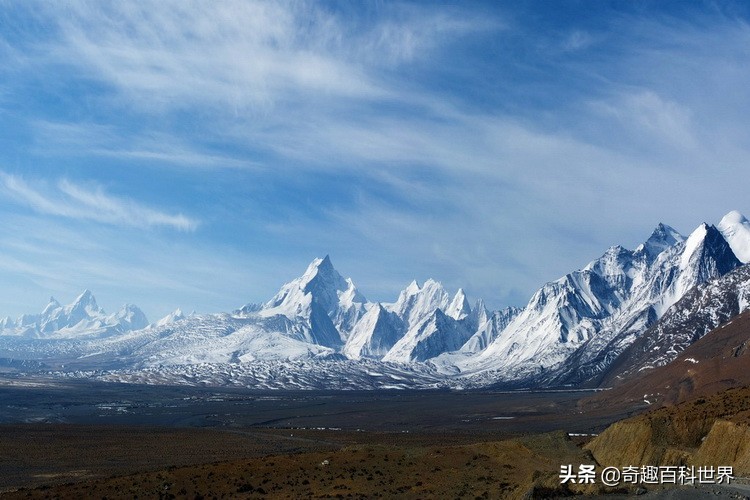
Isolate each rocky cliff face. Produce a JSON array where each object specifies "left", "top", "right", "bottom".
[{"left": 586, "top": 386, "right": 750, "bottom": 475}]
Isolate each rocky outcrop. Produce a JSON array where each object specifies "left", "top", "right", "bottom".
[{"left": 586, "top": 386, "right": 750, "bottom": 475}]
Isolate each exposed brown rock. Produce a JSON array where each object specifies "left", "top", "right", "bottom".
[
  {"left": 587, "top": 386, "right": 750, "bottom": 476},
  {"left": 583, "top": 310, "right": 750, "bottom": 411}
]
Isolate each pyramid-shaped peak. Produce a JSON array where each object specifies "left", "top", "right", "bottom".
[
  {"left": 640, "top": 222, "right": 684, "bottom": 259},
  {"left": 646, "top": 222, "right": 684, "bottom": 246},
  {"left": 73, "top": 289, "right": 97, "bottom": 307},
  {"left": 447, "top": 288, "right": 471, "bottom": 320},
  {"left": 680, "top": 223, "right": 739, "bottom": 272},
  {"left": 301, "top": 255, "right": 346, "bottom": 287},
  {"left": 302, "top": 255, "right": 334, "bottom": 278},
  {"left": 263, "top": 255, "right": 364, "bottom": 321},
  {"left": 318, "top": 254, "right": 333, "bottom": 269}
]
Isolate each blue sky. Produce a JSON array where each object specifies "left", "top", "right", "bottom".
[{"left": 1, "top": 1, "right": 750, "bottom": 321}]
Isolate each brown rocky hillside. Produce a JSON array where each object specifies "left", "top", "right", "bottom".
[
  {"left": 586, "top": 385, "right": 750, "bottom": 475},
  {"left": 584, "top": 309, "right": 750, "bottom": 411}
]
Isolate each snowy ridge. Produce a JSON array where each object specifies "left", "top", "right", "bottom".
[
  {"left": 430, "top": 220, "right": 740, "bottom": 385},
  {"left": 0, "top": 290, "right": 148, "bottom": 339},
  {"left": 603, "top": 263, "right": 750, "bottom": 381},
  {"left": 1, "top": 211, "right": 749, "bottom": 390}
]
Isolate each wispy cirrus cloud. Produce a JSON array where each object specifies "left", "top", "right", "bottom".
[
  {"left": 0, "top": 172, "right": 198, "bottom": 231},
  {"left": 1, "top": 1, "right": 750, "bottom": 317},
  {"left": 32, "top": 1, "right": 491, "bottom": 112},
  {"left": 31, "top": 121, "right": 259, "bottom": 170}
]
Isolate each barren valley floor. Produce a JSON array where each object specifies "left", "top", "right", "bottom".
[{"left": 0, "top": 376, "right": 638, "bottom": 498}]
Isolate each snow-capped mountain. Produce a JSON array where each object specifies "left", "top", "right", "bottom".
[
  {"left": 363, "top": 281, "right": 467, "bottom": 363},
  {"left": 0, "top": 290, "right": 148, "bottom": 339},
  {"left": 718, "top": 210, "right": 750, "bottom": 263},
  {"left": 342, "top": 304, "right": 404, "bottom": 360},
  {"left": 431, "top": 220, "right": 741, "bottom": 385},
  {"left": 2, "top": 210, "right": 749, "bottom": 391},
  {"left": 155, "top": 308, "right": 187, "bottom": 327},
  {"left": 255, "top": 255, "right": 367, "bottom": 347},
  {"left": 600, "top": 262, "right": 750, "bottom": 384}
]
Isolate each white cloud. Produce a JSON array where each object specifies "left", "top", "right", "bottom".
[
  {"left": 0, "top": 213, "right": 270, "bottom": 320},
  {"left": 591, "top": 90, "right": 696, "bottom": 149},
  {"left": 0, "top": 172, "right": 198, "bottom": 231},
  {"left": 32, "top": 121, "right": 259, "bottom": 170},
  {"left": 22, "top": 1, "right": 494, "bottom": 115},
  {"left": 42, "top": 1, "right": 381, "bottom": 111},
  {"left": 561, "top": 30, "right": 595, "bottom": 52}
]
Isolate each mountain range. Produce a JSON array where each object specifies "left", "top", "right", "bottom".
[{"left": 2, "top": 210, "right": 750, "bottom": 390}]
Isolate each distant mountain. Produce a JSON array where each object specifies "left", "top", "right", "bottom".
[
  {"left": 0, "top": 290, "right": 148, "bottom": 339},
  {"left": 1, "top": 211, "right": 749, "bottom": 391},
  {"left": 155, "top": 308, "right": 187, "bottom": 327},
  {"left": 255, "top": 255, "right": 367, "bottom": 347}
]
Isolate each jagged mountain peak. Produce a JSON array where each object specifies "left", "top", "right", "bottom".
[
  {"left": 301, "top": 254, "right": 335, "bottom": 281},
  {"left": 639, "top": 222, "right": 685, "bottom": 259},
  {"left": 4, "top": 211, "right": 747, "bottom": 390},
  {"left": 259, "top": 257, "right": 366, "bottom": 347},
  {"left": 268, "top": 256, "right": 366, "bottom": 311},
  {"left": 1, "top": 290, "right": 149, "bottom": 339},
  {"left": 41, "top": 297, "right": 61, "bottom": 315},
  {"left": 70, "top": 289, "right": 99, "bottom": 310},
  {"left": 680, "top": 223, "right": 738, "bottom": 271},
  {"left": 112, "top": 303, "right": 149, "bottom": 330},
  {"left": 156, "top": 308, "right": 186, "bottom": 327},
  {"left": 447, "top": 288, "right": 471, "bottom": 320}
]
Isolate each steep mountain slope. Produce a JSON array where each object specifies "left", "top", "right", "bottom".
[
  {"left": 433, "top": 221, "right": 740, "bottom": 385},
  {"left": 597, "top": 262, "right": 750, "bottom": 387},
  {"left": 543, "top": 224, "right": 743, "bottom": 387},
  {"left": 256, "top": 255, "right": 367, "bottom": 347},
  {"left": 341, "top": 279, "right": 485, "bottom": 363},
  {"left": 342, "top": 304, "right": 404, "bottom": 359},
  {"left": 584, "top": 308, "right": 750, "bottom": 411}
]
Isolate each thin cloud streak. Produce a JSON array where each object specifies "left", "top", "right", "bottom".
[
  {"left": 32, "top": 120, "right": 260, "bottom": 170},
  {"left": 0, "top": 172, "right": 198, "bottom": 231}
]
